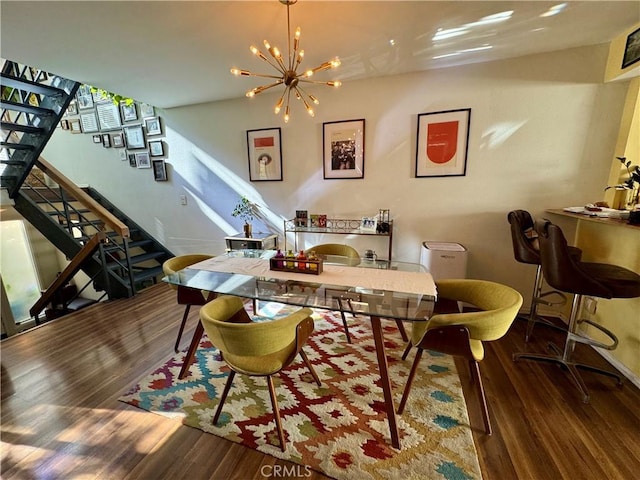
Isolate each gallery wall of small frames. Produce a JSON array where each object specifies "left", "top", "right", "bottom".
[{"left": 59, "top": 84, "right": 168, "bottom": 182}]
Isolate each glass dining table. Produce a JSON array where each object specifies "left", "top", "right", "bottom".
[{"left": 163, "top": 249, "right": 437, "bottom": 449}]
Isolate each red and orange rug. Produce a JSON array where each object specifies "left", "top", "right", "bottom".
[{"left": 120, "top": 305, "right": 482, "bottom": 480}]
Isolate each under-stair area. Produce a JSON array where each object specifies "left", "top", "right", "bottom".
[{"left": 1, "top": 59, "right": 173, "bottom": 327}]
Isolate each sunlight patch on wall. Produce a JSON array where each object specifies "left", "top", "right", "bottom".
[{"left": 480, "top": 121, "right": 527, "bottom": 149}]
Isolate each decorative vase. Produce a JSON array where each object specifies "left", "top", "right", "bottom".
[
  {"left": 243, "top": 223, "right": 252, "bottom": 237},
  {"left": 625, "top": 185, "right": 639, "bottom": 211}
]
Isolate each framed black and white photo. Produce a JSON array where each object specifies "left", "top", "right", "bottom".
[
  {"left": 152, "top": 160, "right": 168, "bottom": 181},
  {"left": 128, "top": 153, "right": 137, "bottom": 167},
  {"left": 120, "top": 102, "right": 138, "bottom": 122},
  {"left": 69, "top": 118, "right": 82, "bottom": 133},
  {"left": 415, "top": 108, "right": 471, "bottom": 178},
  {"left": 111, "top": 132, "right": 124, "bottom": 148},
  {"left": 622, "top": 27, "right": 640, "bottom": 69},
  {"left": 102, "top": 133, "right": 111, "bottom": 148},
  {"left": 323, "top": 119, "right": 365, "bottom": 179},
  {"left": 135, "top": 151, "right": 151, "bottom": 169},
  {"left": 66, "top": 101, "right": 78, "bottom": 116},
  {"left": 123, "top": 125, "right": 145, "bottom": 149},
  {"left": 92, "top": 134, "right": 102, "bottom": 144},
  {"left": 119, "top": 150, "right": 127, "bottom": 161},
  {"left": 76, "top": 85, "right": 94, "bottom": 109},
  {"left": 149, "top": 140, "right": 164, "bottom": 157},
  {"left": 145, "top": 117, "right": 162, "bottom": 136},
  {"left": 246, "top": 127, "right": 283, "bottom": 181}
]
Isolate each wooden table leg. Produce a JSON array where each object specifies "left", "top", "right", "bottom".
[
  {"left": 178, "top": 321, "right": 204, "bottom": 380},
  {"left": 370, "top": 315, "right": 401, "bottom": 449}
]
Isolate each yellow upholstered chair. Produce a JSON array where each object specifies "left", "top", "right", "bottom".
[
  {"left": 305, "top": 243, "right": 361, "bottom": 266},
  {"left": 162, "top": 254, "right": 214, "bottom": 352},
  {"left": 200, "top": 295, "right": 321, "bottom": 452},
  {"left": 398, "top": 279, "right": 523, "bottom": 434},
  {"left": 305, "top": 243, "right": 361, "bottom": 342}
]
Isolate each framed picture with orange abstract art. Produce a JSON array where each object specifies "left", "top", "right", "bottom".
[{"left": 415, "top": 108, "right": 470, "bottom": 178}]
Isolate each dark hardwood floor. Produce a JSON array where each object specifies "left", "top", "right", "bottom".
[{"left": 2, "top": 284, "right": 639, "bottom": 479}]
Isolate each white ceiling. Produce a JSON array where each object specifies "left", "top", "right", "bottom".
[{"left": 2, "top": 1, "right": 639, "bottom": 109}]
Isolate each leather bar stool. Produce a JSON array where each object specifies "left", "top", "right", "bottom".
[
  {"left": 507, "top": 210, "right": 582, "bottom": 342},
  {"left": 513, "top": 219, "right": 640, "bottom": 403}
]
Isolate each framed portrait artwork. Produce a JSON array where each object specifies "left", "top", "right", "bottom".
[
  {"left": 120, "top": 102, "right": 138, "bottom": 122},
  {"left": 135, "top": 151, "right": 151, "bottom": 169},
  {"left": 145, "top": 117, "right": 162, "bottom": 136},
  {"left": 415, "top": 108, "right": 471, "bottom": 178},
  {"left": 140, "top": 103, "right": 155, "bottom": 118},
  {"left": 111, "top": 132, "right": 124, "bottom": 148},
  {"left": 622, "top": 27, "right": 640, "bottom": 69},
  {"left": 149, "top": 140, "right": 164, "bottom": 157},
  {"left": 123, "top": 125, "right": 145, "bottom": 149},
  {"left": 152, "top": 160, "right": 168, "bottom": 181},
  {"left": 323, "top": 119, "right": 365, "bottom": 179},
  {"left": 246, "top": 127, "right": 283, "bottom": 181},
  {"left": 102, "top": 133, "right": 111, "bottom": 148},
  {"left": 76, "top": 85, "right": 94, "bottom": 110}
]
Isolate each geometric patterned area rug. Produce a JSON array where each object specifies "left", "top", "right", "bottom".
[{"left": 120, "top": 304, "right": 482, "bottom": 480}]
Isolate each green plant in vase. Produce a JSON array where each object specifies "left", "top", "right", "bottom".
[
  {"left": 606, "top": 156, "right": 640, "bottom": 210},
  {"left": 232, "top": 195, "right": 256, "bottom": 237}
]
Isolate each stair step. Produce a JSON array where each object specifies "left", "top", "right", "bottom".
[
  {"left": 0, "top": 160, "right": 26, "bottom": 166},
  {"left": 0, "top": 100, "right": 55, "bottom": 116},
  {"left": 1, "top": 73, "right": 66, "bottom": 98},
  {"left": 103, "top": 238, "right": 153, "bottom": 251},
  {"left": 132, "top": 266, "right": 165, "bottom": 283},
  {"left": 0, "top": 141, "right": 35, "bottom": 151},
  {"left": 1, "top": 122, "right": 45, "bottom": 135},
  {"left": 128, "top": 251, "right": 167, "bottom": 265}
]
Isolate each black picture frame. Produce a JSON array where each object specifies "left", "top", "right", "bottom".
[
  {"left": 622, "top": 27, "right": 640, "bottom": 69},
  {"left": 246, "top": 127, "right": 283, "bottom": 181},
  {"left": 152, "top": 160, "right": 168, "bottom": 181},
  {"left": 415, "top": 108, "right": 471, "bottom": 178},
  {"left": 322, "top": 119, "right": 365, "bottom": 179},
  {"left": 149, "top": 140, "right": 164, "bottom": 157}
]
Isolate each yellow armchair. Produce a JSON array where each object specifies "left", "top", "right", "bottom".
[
  {"left": 305, "top": 243, "right": 361, "bottom": 266},
  {"left": 162, "top": 254, "right": 214, "bottom": 352},
  {"left": 398, "top": 279, "right": 522, "bottom": 435},
  {"left": 200, "top": 295, "right": 321, "bottom": 452}
]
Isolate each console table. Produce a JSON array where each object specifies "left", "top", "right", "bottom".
[
  {"left": 225, "top": 232, "right": 278, "bottom": 251},
  {"left": 283, "top": 218, "right": 394, "bottom": 262}
]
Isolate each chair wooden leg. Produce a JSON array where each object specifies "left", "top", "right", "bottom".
[
  {"left": 470, "top": 359, "right": 491, "bottom": 435},
  {"left": 300, "top": 350, "right": 321, "bottom": 386},
  {"left": 395, "top": 319, "right": 408, "bottom": 342},
  {"left": 401, "top": 340, "right": 413, "bottom": 360},
  {"left": 213, "top": 370, "right": 235, "bottom": 425},
  {"left": 266, "top": 376, "right": 286, "bottom": 452},
  {"left": 178, "top": 321, "right": 204, "bottom": 379},
  {"left": 336, "top": 297, "right": 352, "bottom": 343},
  {"left": 398, "top": 348, "right": 423, "bottom": 414},
  {"left": 174, "top": 305, "right": 191, "bottom": 353}
]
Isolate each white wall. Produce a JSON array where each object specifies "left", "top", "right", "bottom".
[{"left": 42, "top": 44, "right": 628, "bottom": 309}]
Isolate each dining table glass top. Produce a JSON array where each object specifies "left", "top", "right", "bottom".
[{"left": 163, "top": 249, "right": 436, "bottom": 321}]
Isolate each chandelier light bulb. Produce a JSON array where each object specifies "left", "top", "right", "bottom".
[{"left": 231, "top": 0, "right": 341, "bottom": 122}]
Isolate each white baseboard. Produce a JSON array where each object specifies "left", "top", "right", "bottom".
[{"left": 593, "top": 347, "right": 640, "bottom": 390}]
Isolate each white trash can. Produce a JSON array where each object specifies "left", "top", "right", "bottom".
[{"left": 420, "top": 242, "right": 468, "bottom": 279}]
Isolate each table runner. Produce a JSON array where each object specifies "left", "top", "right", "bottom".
[{"left": 190, "top": 256, "right": 437, "bottom": 297}]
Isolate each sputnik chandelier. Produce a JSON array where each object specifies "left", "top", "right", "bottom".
[{"left": 230, "top": 0, "right": 341, "bottom": 123}]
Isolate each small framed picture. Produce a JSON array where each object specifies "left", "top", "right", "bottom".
[
  {"left": 246, "top": 127, "right": 283, "bottom": 181},
  {"left": 80, "top": 111, "right": 99, "bottom": 133},
  {"left": 145, "top": 117, "right": 162, "bottom": 136},
  {"left": 135, "top": 151, "right": 151, "bottom": 169},
  {"left": 622, "top": 27, "right": 640, "bottom": 69},
  {"left": 60, "top": 119, "right": 69, "bottom": 130},
  {"left": 119, "top": 150, "right": 127, "bottom": 161},
  {"left": 128, "top": 153, "right": 137, "bottom": 167},
  {"left": 415, "top": 108, "right": 471, "bottom": 178},
  {"left": 92, "top": 134, "right": 102, "bottom": 144},
  {"left": 120, "top": 102, "right": 138, "bottom": 122},
  {"left": 76, "top": 85, "right": 94, "bottom": 110},
  {"left": 102, "top": 133, "right": 111, "bottom": 148},
  {"left": 140, "top": 103, "right": 155, "bottom": 118},
  {"left": 112, "top": 132, "right": 124, "bottom": 148},
  {"left": 149, "top": 140, "right": 164, "bottom": 157},
  {"left": 123, "top": 125, "right": 145, "bottom": 149},
  {"left": 66, "top": 101, "right": 78, "bottom": 116},
  {"left": 152, "top": 160, "right": 168, "bottom": 181},
  {"left": 69, "top": 119, "right": 82, "bottom": 133},
  {"left": 323, "top": 119, "right": 365, "bottom": 179},
  {"left": 360, "top": 216, "right": 378, "bottom": 233}
]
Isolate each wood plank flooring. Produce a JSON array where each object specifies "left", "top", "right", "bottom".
[{"left": 2, "top": 284, "right": 639, "bottom": 479}]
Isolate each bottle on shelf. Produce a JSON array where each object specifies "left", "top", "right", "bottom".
[
  {"left": 286, "top": 250, "right": 295, "bottom": 269},
  {"left": 275, "top": 249, "right": 285, "bottom": 268},
  {"left": 296, "top": 250, "right": 307, "bottom": 270}
]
